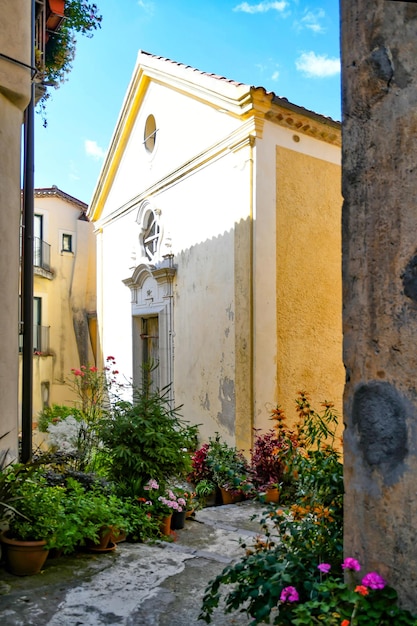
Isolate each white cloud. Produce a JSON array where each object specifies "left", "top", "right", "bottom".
[
  {"left": 137, "top": 0, "right": 155, "bottom": 13},
  {"left": 300, "top": 8, "right": 326, "bottom": 34},
  {"left": 295, "top": 51, "right": 340, "bottom": 78},
  {"left": 271, "top": 70, "right": 280, "bottom": 81},
  {"left": 233, "top": 1, "right": 288, "bottom": 14},
  {"left": 85, "top": 139, "right": 106, "bottom": 160}
]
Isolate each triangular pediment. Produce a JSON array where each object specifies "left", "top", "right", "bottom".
[{"left": 88, "top": 51, "right": 255, "bottom": 223}]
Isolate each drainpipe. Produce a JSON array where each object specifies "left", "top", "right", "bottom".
[{"left": 21, "top": 0, "right": 35, "bottom": 463}]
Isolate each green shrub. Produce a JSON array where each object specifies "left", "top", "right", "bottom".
[
  {"left": 200, "top": 392, "right": 344, "bottom": 625},
  {"left": 97, "top": 383, "right": 193, "bottom": 497}
]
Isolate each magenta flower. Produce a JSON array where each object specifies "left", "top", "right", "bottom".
[
  {"left": 362, "top": 572, "right": 386, "bottom": 590},
  {"left": 280, "top": 586, "right": 299, "bottom": 603},
  {"left": 342, "top": 557, "right": 361, "bottom": 571},
  {"left": 317, "top": 563, "right": 331, "bottom": 574}
]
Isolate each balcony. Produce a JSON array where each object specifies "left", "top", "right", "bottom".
[
  {"left": 34, "top": 237, "right": 51, "bottom": 273},
  {"left": 19, "top": 325, "right": 50, "bottom": 355}
]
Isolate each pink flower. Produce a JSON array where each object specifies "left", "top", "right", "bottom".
[
  {"left": 112, "top": 370, "right": 119, "bottom": 375},
  {"left": 361, "top": 572, "right": 386, "bottom": 590},
  {"left": 106, "top": 355, "right": 115, "bottom": 361},
  {"left": 317, "top": 563, "right": 331, "bottom": 574},
  {"left": 144, "top": 479, "right": 159, "bottom": 490},
  {"left": 89, "top": 366, "right": 98, "bottom": 372},
  {"left": 342, "top": 558, "right": 361, "bottom": 571},
  {"left": 280, "top": 586, "right": 299, "bottom": 603}
]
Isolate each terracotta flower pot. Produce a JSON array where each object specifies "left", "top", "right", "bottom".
[
  {"left": 220, "top": 487, "right": 243, "bottom": 505},
  {"left": 1, "top": 532, "right": 49, "bottom": 576},
  {"left": 86, "top": 525, "right": 113, "bottom": 551},
  {"left": 264, "top": 487, "right": 279, "bottom": 503},
  {"left": 159, "top": 514, "right": 172, "bottom": 536}
]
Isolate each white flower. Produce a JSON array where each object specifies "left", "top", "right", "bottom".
[{"left": 47, "top": 415, "right": 85, "bottom": 454}]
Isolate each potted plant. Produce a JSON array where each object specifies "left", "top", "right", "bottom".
[
  {"left": 78, "top": 484, "right": 128, "bottom": 552},
  {"left": 141, "top": 479, "right": 187, "bottom": 534},
  {"left": 205, "top": 434, "right": 249, "bottom": 504},
  {"left": 97, "top": 380, "right": 193, "bottom": 498},
  {"left": 250, "top": 429, "right": 289, "bottom": 502},
  {"left": 0, "top": 465, "right": 67, "bottom": 575},
  {"left": 194, "top": 478, "right": 217, "bottom": 508}
]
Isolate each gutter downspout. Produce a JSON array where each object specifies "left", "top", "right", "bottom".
[{"left": 21, "top": 0, "right": 35, "bottom": 463}]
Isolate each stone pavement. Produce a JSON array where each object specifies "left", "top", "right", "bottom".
[{"left": 0, "top": 500, "right": 271, "bottom": 626}]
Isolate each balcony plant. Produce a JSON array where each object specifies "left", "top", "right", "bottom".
[{"left": 36, "top": 1, "right": 102, "bottom": 121}]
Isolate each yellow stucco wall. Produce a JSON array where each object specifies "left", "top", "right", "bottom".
[
  {"left": 20, "top": 192, "right": 97, "bottom": 427},
  {"left": 0, "top": 1, "right": 32, "bottom": 459},
  {"left": 275, "top": 146, "right": 344, "bottom": 430}
]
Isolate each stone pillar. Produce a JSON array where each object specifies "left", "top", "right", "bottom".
[
  {"left": 0, "top": 3, "right": 32, "bottom": 460},
  {"left": 341, "top": 0, "right": 417, "bottom": 611}
]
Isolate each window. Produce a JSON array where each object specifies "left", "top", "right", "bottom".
[
  {"left": 144, "top": 114, "right": 157, "bottom": 153},
  {"left": 34, "top": 214, "right": 43, "bottom": 266},
  {"left": 62, "top": 233, "right": 73, "bottom": 252},
  {"left": 143, "top": 211, "right": 160, "bottom": 262}
]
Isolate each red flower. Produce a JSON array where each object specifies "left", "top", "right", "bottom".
[{"left": 355, "top": 585, "right": 369, "bottom": 596}]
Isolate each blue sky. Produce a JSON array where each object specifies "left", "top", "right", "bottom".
[{"left": 34, "top": 0, "right": 341, "bottom": 205}]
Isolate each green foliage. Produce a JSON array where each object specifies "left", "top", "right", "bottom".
[
  {"left": 291, "top": 574, "right": 417, "bottom": 625},
  {"left": 97, "top": 383, "right": 193, "bottom": 497},
  {"left": 199, "top": 392, "right": 344, "bottom": 625},
  {"left": 38, "top": 2, "right": 102, "bottom": 86},
  {"left": 4, "top": 465, "right": 67, "bottom": 544},
  {"left": 205, "top": 433, "right": 250, "bottom": 492},
  {"left": 120, "top": 498, "right": 160, "bottom": 543}
]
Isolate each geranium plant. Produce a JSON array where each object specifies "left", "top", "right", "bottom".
[
  {"left": 289, "top": 558, "right": 417, "bottom": 625},
  {"left": 142, "top": 479, "right": 187, "bottom": 516},
  {"left": 199, "top": 393, "right": 344, "bottom": 625}
]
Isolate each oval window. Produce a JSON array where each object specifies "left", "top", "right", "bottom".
[{"left": 144, "top": 115, "right": 157, "bottom": 153}]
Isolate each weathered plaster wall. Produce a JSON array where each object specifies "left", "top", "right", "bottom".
[
  {"left": 24, "top": 194, "right": 96, "bottom": 421},
  {"left": 342, "top": 0, "right": 417, "bottom": 610},
  {"left": 275, "top": 146, "right": 344, "bottom": 426},
  {"left": 0, "top": 2, "right": 31, "bottom": 459}
]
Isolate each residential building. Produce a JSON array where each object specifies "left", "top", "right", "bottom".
[
  {"left": 0, "top": 3, "right": 32, "bottom": 459},
  {"left": 20, "top": 187, "right": 97, "bottom": 423},
  {"left": 89, "top": 51, "right": 343, "bottom": 451}
]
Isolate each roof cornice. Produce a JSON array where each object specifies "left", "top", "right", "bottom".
[{"left": 34, "top": 186, "right": 88, "bottom": 210}]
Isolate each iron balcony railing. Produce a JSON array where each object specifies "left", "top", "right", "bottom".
[
  {"left": 34, "top": 237, "right": 51, "bottom": 271},
  {"left": 19, "top": 325, "right": 50, "bottom": 354}
]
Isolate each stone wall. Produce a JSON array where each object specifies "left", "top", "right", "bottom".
[{"left": 341, "top": 0, "right": 417, "bottom": 611}]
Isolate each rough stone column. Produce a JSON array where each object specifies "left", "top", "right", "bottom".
[{"left": 341, "top": 0, "right": 417, "bottom": 611}]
